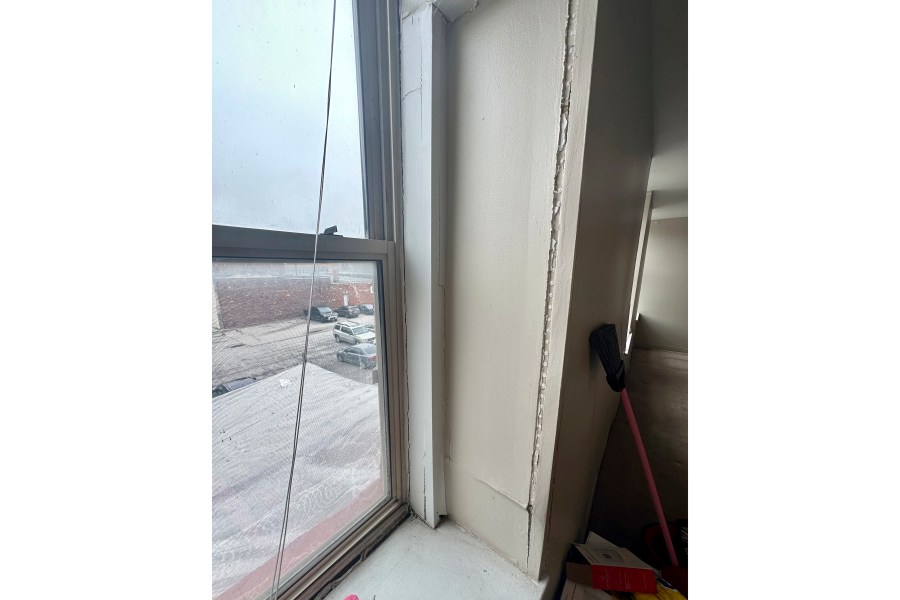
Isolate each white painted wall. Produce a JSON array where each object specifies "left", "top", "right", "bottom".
[
  {"left": 400, "top": 3, "right": 448, "bottom": 527},
  {"left": 635, "top": 217, "right": 688, "bottom": 351},
  {"left": 440, "top": 0, "right": 653, "bottom": 589},
  {"left": 442, "top": 0, "right": 570, "bottom": 573},
  {"left": 539, "top": 0, "right": 654, "bottom": 587}
]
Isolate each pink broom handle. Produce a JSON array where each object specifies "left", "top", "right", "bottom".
[{"left": 620, "top": 387, "right": 679, "bottom": 568}]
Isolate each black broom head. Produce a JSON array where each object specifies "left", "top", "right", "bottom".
[{"left": 590, "top": 324, "right": 626, "bottom": 392}]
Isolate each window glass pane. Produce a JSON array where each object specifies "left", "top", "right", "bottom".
[
  {"left": 212, "top": 0, "right": 367, "bottom": 238},
  {"left": 212, "top": 260, "right": 388, "bottom": 599}
]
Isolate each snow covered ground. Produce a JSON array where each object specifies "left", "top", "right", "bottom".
[{"left": 211, "top": 362, "right": 384, "bottom": 598}]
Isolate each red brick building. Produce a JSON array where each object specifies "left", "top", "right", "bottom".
[{"left": 212, "top": 262, "right": 375, "bottom": 329}]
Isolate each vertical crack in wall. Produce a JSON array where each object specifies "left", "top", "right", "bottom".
[
  {"left": 398, "top": 19, "right": 413, "bottom": 520},
  {"left": 526, "top": 0, "right": 578, "bottom": 568}
]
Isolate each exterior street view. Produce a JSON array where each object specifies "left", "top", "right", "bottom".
[{"left": 212, "top": 263, "right": 386, "bottom": 598}]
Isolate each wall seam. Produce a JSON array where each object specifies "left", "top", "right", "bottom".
[{"left": 526, "top": 0, "right": 578, "bottom": 567}]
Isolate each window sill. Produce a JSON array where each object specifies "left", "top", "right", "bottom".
[{"left": 322, "top": 517, "right": 547, "bottom": 599}]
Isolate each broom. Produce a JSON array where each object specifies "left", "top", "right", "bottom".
[{"left": 590, "top": 323, "right": 679, "bottom": 568}]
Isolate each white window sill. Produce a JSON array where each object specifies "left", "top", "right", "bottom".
[{"left": 322, "top": 517, "right": 547, "bottom": 600}]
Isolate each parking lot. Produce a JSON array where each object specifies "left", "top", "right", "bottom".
[{"left": 212, "top": 313, "right": 378, "bottom": 391}]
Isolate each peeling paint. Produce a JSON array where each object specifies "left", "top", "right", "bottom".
[
  {"left": 403, "top": 220, "right": 412, "bottom": 524},
  {"left": 526, "top": 0, "right": 577, "bottom": 566}
]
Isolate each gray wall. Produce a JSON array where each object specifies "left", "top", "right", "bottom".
[
  {"left": 647, "top": 0, "right": 688, "bottom": 221},
  {"left": 584, "top": 0, "right": 688, "bottom": 567},
  {"left": 635, "top": 217, "right": 688, "bottom": 351}
]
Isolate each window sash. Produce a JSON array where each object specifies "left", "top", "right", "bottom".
[
  {"left": 213, "top": 225, "right": 408, "bottom": 598},
  {"left": 212, "top": 224, "right": 390, "bottom": 259},
  {"left": 211, "top": 0, "right": 406, "bottom": 594}
]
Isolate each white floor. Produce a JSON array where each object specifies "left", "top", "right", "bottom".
[{"left": 322, "top": 517, "right": 547, "bottom": 600}]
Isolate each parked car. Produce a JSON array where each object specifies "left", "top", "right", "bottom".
[
  {"left": 303, "top": 306, "right": 337, "bottom": 322},
  {"left": 212, "top": 377, "right": 257, "bottom": 398},
  {"left": 356, "top": 304, "right": 375, "bottom": 315},
  {"left": 336, "top": 343, "right": 377, "bottom": 368},
  {"left": 334, "top": 321, "right": 376, "bottom": 344},
  {"left": 336, "top": 305, "right": 360, "bottom": 318}
]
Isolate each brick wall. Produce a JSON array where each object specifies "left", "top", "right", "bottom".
[{"left": 214, "top": 277, "right": 374, "bottom": 329}]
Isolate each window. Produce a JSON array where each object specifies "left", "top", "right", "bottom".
[
  {"left": 212, "top": 0, "right": 364, "bottom": 237},
  {"left": 212, "top": 1, "right": 405, "bottom": 599}
]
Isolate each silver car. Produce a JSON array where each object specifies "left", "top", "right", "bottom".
[{"left": 333, "top": 321, "right": 376, "bottom": 344}]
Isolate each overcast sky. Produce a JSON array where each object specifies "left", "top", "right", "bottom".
[{"left": 212, "top": 0, "right": 366, "bottom": 238}]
